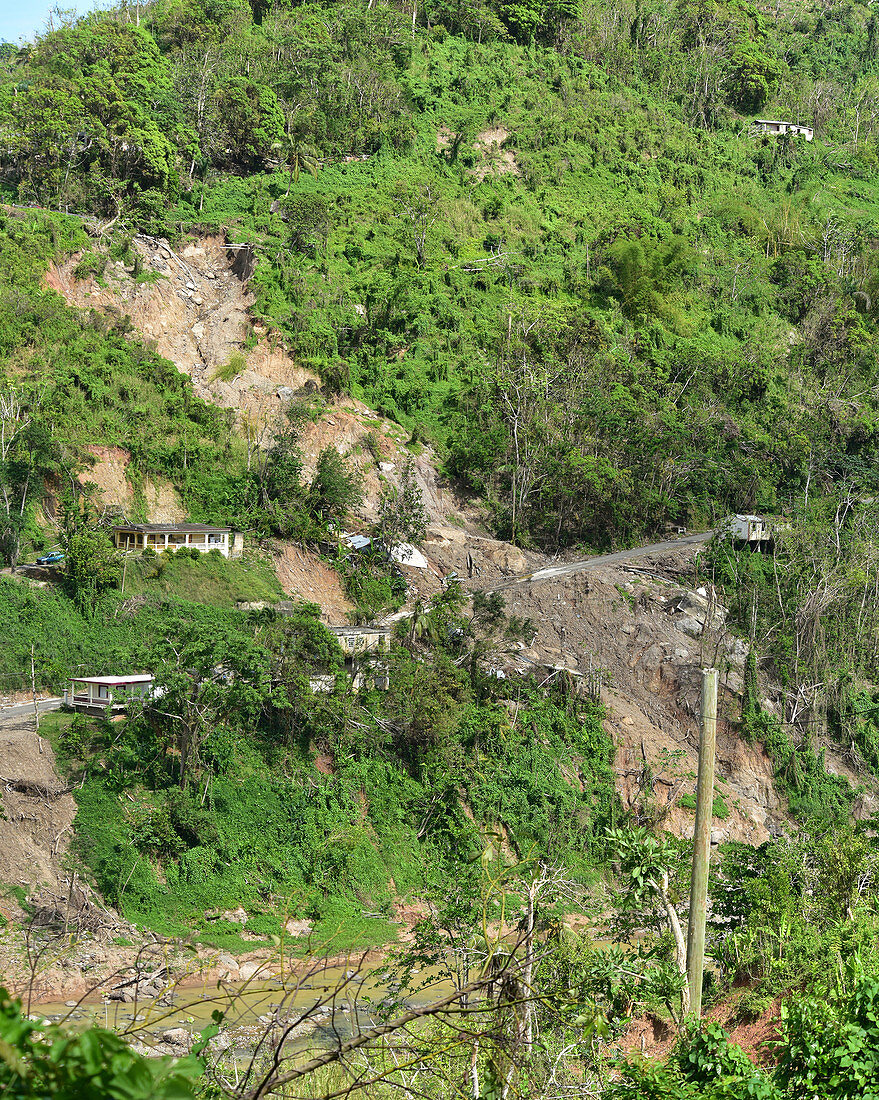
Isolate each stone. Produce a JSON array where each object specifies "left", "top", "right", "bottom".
[
  {"left": 208, "top": 1031, "right": 233, "bottom": 1053},
  {"left": 276, "top": 386, "right": 295, "bottom": 400},
  {"left": 725, "top": 637, "right": 748, "bottom": 664},
  {"left": 238, "top": 960, "right": 262, "bottom": 981},
  {"left": 161, "top": 1028, "right": 192, "bottom": 1049},
  {"left": 222, "top": 906, "right": 248, "bottom": 924},
  {"left": 284, "top": 918, "right": 313, "bottom": 937},
  {"left": 677, "top": 615, "right": 703, "bottom": 638}
]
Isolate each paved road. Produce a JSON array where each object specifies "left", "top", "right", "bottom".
[
  {"left": 479, "top": 531, "right": 713, "bottom": 594},
  {"left": 0, "top": 698, "right": 63, "bottom": 723}
]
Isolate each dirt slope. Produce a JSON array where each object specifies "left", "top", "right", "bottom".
[
  {"left": 0, "top": 712, "right": 76, "bottom": 907},
  {"left": 46, "top": 234, "right": 477, "bottom": 533}
]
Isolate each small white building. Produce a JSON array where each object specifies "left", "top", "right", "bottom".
[
  {"left": 725, "top": 515, "right": 789, "bottom": 545},
  {"left": 754, "top": 119, "right": 814, "bottom": 141},
  {"left": 112, "top": 524, "right": 243, "bottom": 559},
  {"left": 64, "top": 674, "right": 154, "bottom": 714}
]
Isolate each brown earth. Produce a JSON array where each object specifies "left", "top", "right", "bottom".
[
  {"left": 621, "top": 992, "right": 782, "bottom": 1067},
  {"left": 272, "top": 544, "right": 354, "bottom": 624},
  {"left": 20, "top": 228, "right": 879, "bottom": 986},
  {"left": 0, "top": 714, "right": 77, "bottom": 905},
  {"left": 45, "top": 235, "right": 316, "bottom": 427}
]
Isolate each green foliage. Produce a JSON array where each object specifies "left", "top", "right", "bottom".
[
  {"left": 0, "top": 985, "right": 202, "bottom": 1098},
  {"left": 54, "top": 608, "right": 619, "bottom": 935},
  {"left": 211, "top": 351, "right": 246, "bottom": 382},
  {"left": 307, "top": 446, "right": 363, "bottom": 525},
  {"left": 60, "top": 504, "right": 122, "bottom": 615},
  {"left": 5, "top": 1, "right": 879, "bottom": 553},
  {"left": 711, "top": 829, "right": 879, "bottom": 998},
  {"left": 608, "top": 971, "right": 879, "bottom": 1099},
  {"left": 122, "top": 548, "right": 282, "bottom": 608},
  {"left": 373, "top": 458, "right": 428, "bottom": 551}
]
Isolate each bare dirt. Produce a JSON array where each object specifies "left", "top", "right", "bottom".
[
  {"left": 45, "top": 235, "right": 315, "bottom": 427},
  {"left": 622, "top": 993, "right": 782, "bottom": 1067},
  {"left": 0, "top": 714, "right": 77, "bottom": 906},
  {"left": 273, "top": 544, "right": 354, "bottom": 624},
  {"left": 25, "top": 228, "right": 879, "bottom": 996},
  {"left": 389, "top": 537, "right": 789, "bottom": 844},
  {"left": 82, "top": 445, "right": 184, "bottom": 522}
]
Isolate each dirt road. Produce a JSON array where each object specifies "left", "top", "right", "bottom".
[{"left": 479, "top": 532, "right": 712, "bottom": 593}]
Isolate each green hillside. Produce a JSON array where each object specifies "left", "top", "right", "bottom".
[
  {"left": 3, "top": 2, "right": 879, "bottom": 1096},
  {"left": 4, "top": 0, "right": 879, "bottom": 548}
]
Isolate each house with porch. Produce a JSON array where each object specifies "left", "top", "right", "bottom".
[
  {"left": 64, "top": 674, "right": 155, "bottom": 715},
  {"left": 111, "top": 523, "right": 244, "bottom": 558}
]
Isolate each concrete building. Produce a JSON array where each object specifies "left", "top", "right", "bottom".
[
  {"left": 327, "top": 625, "right": 393, "bottom": 690},
  {"left": 754, "top": 119, "right": 814, "bottom": 141},
  {"left": 112, "top": 523, "right": 243, "bottom": 558},
  {"left": 64, "top": 674, "right": 154, "bottom": 715}
]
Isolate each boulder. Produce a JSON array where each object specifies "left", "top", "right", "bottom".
[
  {"left": 284, "top": 918, "right": 313, "bottom": 937},
  {"left": 239, "top": 960, "right": 263, "bottom": 981},
  {"left": 161, "top": 1028, "right": 192, "bottom": 1050},
  {"left": 677, "top": 615, "right": 703, "bottom": 638}
]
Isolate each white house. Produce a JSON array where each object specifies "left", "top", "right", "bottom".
[
  {"left": 753, "top": 119, "right": 814, "bottom": 141},
  {"left": 64, "top": 674, "right": 155, "bottom": 714},
  {"left": 112, "top": 523, "right": 243, "bottom": 559}
]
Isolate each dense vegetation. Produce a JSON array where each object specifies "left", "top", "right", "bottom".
[
  {"left": 30, "top": 589, "right": 617, "bottom": 949},
  {"left": 6, "top": 0, "right": 879, "bottom": 1096},
  {"left": 7, "top": 0, "right": 879, "bottom": 549}
]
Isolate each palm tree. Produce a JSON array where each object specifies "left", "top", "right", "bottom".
[{"left": 275, "top": 118, "right": 320, "bottom": 196}]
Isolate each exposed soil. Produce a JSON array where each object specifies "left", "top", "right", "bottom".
[
  {"left": 0, "top": 713, "right": 77, "bottom": 905},
  {"left": 82, "top": 445, "right": 184, "bottom": 523},
  {"left": 45, "top": 235, "right": 316, "bottom": 427},
  {"left": 621, "top": 993, "right": 782, "bottom": 1068},
  {"left": 272, "top": 544, "right": 353, "bottom": 624}
]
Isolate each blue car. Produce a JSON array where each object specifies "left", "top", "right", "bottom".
[{"left": 36, "top": 551, "right": 65, "bottom": 565}]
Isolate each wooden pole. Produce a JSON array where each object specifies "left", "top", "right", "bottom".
[{"left": 686, "top": 666, "right": 718, "bottom": 1017}]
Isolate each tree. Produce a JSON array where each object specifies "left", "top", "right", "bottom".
[
  {"left": 0, "top": 386, "right": 58, "bottom": 566},
  {"left": 395, "top": 181, "right": 442, "bottom": 268},
  {"left": 606, "top": 824, "right": 690, "bottom": 1018},
  {"left": 373, "top": 457, "right": 428, "bottom": 557},
  {"left": 60, "top": 503, "right": 122, "bottom": 615},
  {"left": 281, "top": 192, "right": 330, "bottom": 254},
  {"left": 306, "top": 446, "right": 363, "bottom": 526}
]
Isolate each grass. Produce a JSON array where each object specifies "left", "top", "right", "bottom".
[
  {"left": 121, "top": 549, "right": 283, "bottom": 608},
  {"left": 211, "top": 352, "right": 247, "bottom": 382}
]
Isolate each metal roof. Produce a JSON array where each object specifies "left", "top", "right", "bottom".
[
  {"left": 112, "top": 523, "right": 231, "bottom": 533},
  {"left": 329, "top": 625, "right": 393, "bottom": 635},
  {"left": 70, "top": 674, "right": 154, "bottom": 684}
]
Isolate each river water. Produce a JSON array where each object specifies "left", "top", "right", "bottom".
[{"left": 31, "top": 960, "right": 452, "bottom": 1060}]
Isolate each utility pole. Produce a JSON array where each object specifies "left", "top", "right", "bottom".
[
  {"left": 686, "top": 666, "right": 718, "bottom": 1017},
  {"left": 30, "top": 644, "right": 39, "bottom": 735}
]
